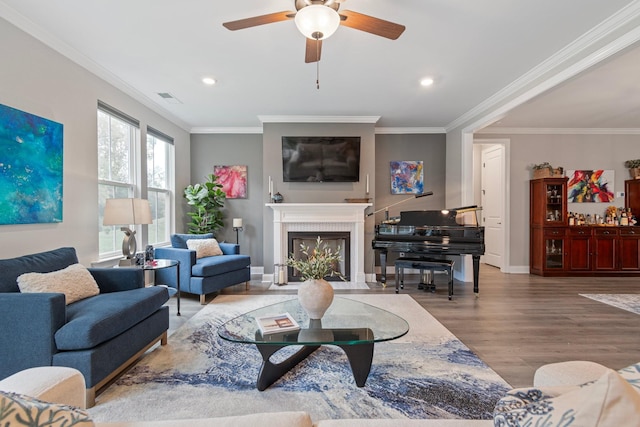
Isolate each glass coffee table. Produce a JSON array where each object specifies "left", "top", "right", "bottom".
[{"left": 218, "top": 297, "right": 409, "bottom": 390}]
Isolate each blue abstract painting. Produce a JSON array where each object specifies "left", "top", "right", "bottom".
[
  {"left": 0, "top": 104, "right": 63, "bottom": 225},
  {"left": 390, "top": 160, "right": 424, "bottom": 194}
]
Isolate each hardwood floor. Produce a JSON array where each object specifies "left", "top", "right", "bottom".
[{"left": 168, "top": 265, "right": 640, "bottom": 389}]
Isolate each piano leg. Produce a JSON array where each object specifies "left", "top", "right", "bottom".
[
  {"left": 472, "top": 255, "right": 480, "bottom": 296},
  {"left": 379, "top": 251, "right": 387, "bottom": 285}
]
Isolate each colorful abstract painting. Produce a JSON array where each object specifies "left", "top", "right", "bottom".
[
  {"left": 390, "top": 161, "right": 424, "bottom": 194},
  {"left": 0, "top": 104, "right": 63, "bottom": 225},
  {"left": 214, "top": 165, "right": 247, "bottom": 199},
  {"left": 567, "top": 169, "right": 614, "bottom": 203}
]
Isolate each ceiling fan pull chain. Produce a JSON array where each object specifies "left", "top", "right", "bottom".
[{"left": 316, "top": 37, "right": 320, "bottom": 89}]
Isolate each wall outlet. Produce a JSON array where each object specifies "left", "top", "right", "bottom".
[{"left": 617, "top": 191, "right": 625, "bottom": 198}]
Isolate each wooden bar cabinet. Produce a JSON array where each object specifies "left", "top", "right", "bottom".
[{"left": 530, "top": 177, "right": 640, "bottom": 276}]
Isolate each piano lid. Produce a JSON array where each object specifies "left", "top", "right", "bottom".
[{"left": 396, "top": 206, "right": 482, "bottom": 227}]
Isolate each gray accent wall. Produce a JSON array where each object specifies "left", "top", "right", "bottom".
[
  {"left": 262, "top": 123, "right": 375, "bottom": 275},
  {"left": 189, "top": 134, "right": 263, "bottom": 265},
  {"left": 190, "top": 129, "right": 448, "bottom": 276}
]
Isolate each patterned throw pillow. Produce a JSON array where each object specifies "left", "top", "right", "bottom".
[
  {"left": 0, "top": 391, "right": 94, "bottom": 426},
  {"left": 493, "top": 369, "right": 640, "bottom": 426},
  {"left": 187, "top": 238, "right": 223, "bottom": 259},
  {"left": 17, "top": 263, "right": 100, "bottom": 305}
]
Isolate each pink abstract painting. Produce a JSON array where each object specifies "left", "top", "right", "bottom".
[{"left": 214, "top": 165, "right": 247, "bottom": 199}]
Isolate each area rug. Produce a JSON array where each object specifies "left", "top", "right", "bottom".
[
  {"left": 580, "top": 294, "right": 640, "bottom": 315},
  {"left": 89, "top": 294, "right": 511, "bottom": 423},
  {"left": 269, "top": 281, "right": 370, "bottom": 290}
]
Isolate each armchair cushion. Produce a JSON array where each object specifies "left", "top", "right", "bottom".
[
  {"left": 17, "top": 264, "right": 100, "bottom": 305},
  {"left": 187, "top": 238, "right": 223, "bottom": 258},
  {"left": 170, "top": 233, "right": 214, "bottom": 249},
  {"left": 192, "top": 254, "right": 251, "bottom": 277},
  {"left": 54, "top": 287, "right": 169, "bottom": 350},
  {"left": 0, "top": 390, "right": 94, "bottom": 426}
]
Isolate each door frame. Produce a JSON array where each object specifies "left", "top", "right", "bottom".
[{"left": 474, "top": 138, "right": 510, "bottom": 273}]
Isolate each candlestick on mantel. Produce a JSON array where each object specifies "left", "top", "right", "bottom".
[{"left": 366, "top": 174, "right": 370, "bottom": 194}]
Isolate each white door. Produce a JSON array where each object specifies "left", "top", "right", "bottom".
[{"left": 481, "top": 145, "right": 505, "bottom": 268}]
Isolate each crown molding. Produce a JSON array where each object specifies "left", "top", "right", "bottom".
[
  {"left": 477, "top": 127, "right": 640, "bottom": 135},
  {"left": 0, "top": 2, "right": 191, "bottom": 133},
  {"left": 446, "top": 1, "right": 640, "bottom": 132},
  {"left": 190, "top": 127, "right": 263, "bottom": 134},
  {"left": 258, "top": 115, "right": 380, "bottom": 124},
  {"left": 375, "top": 127, "right": 446, "bottom": 134}
]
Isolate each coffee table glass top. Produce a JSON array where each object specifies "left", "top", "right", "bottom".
[{"left": 218, "top": 297, "right": 409, "bottom": 346}]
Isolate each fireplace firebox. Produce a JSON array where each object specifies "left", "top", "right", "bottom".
[{"left": 287, "top": 232, "right": 351, "bottom": 281}]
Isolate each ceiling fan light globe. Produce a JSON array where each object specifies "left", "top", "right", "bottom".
[{"left": 295, "top": 5, "right": 340, "bottom": 40}]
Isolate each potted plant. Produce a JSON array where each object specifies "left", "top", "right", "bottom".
[
  {"left": 287, "top": 237, "right": 345, "bottom": 320},
  {"left": 532, "top": 163, "right": 564, "bottom": 179},
  {"left": 184, "top": 174, "right": 226, "bottom": 234},
  {"left": 624, "top": 159, "right": 640, "bottom": 179}
]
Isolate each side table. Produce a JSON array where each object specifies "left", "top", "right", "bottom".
[{"left": 143, "top": 259, "right": 181, "bottom": 316}]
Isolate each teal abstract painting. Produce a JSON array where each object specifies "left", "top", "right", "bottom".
[{"left": 0, "top": 104, "right": 63, "bottom": 224}]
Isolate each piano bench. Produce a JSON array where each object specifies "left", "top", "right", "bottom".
[{"left": 394, "top": 257, "right": 455, "bottom": 300}]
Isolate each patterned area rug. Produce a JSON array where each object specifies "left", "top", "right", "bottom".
[
  {"left": 579, "top": 294, "right": 640, "bottom": 315},
  {"left": 89, "top": 294, "right": 510, "bottom": 424}
]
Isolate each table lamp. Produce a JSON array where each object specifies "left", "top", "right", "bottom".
[
  {"left": 233, "top": 218, "right": 244, "bottom": 244},
  {"left": 103, "top": 198, "right": 153, "bottom": 266}
]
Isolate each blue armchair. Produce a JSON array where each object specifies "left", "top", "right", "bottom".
[{"left": 155, "top": 233, "right": 251, "bottom": 304}]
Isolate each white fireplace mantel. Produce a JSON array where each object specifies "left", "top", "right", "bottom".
[{"left": 267, "top": 203, "right": 372, "bottom": 283}]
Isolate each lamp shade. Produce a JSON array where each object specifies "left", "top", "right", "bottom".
[
  {"left": 233, "top": 218, "right": 243, "bottom": 228},
  {"left": 103, "top": 198, "right": 152, "bottom": 225},
  {"left": 294, "top": 4, "right": 340, "bottom": 40}
]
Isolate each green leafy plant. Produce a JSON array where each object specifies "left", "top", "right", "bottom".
[
  {"left": 286, "top": 236, "right": 345, "bottom": 281},
  {"left": 624, "top": 159, "right": 640, "bottom": 168},
  {"left": 184, "top": 174, "right": 226, "bottom": 234}
]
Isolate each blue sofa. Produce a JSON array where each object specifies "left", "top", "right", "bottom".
[
  {"left": 0, "top": 247, "right": 169, "bottom": 407},
  {"left": 155, "top": 233, "right": 251, "bottom": 304}
]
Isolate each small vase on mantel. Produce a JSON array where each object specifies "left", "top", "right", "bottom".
[{"left": 298, "top": 278, "right": 334, "bottom": 320}]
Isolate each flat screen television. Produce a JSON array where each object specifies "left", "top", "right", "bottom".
[{"left": 282, "top": 136, "right": 361, "bottom": 182}]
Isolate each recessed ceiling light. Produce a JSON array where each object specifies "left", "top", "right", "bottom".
[
  {"left": 420, "top": 77, "right": 434, "bottom": 87},
  {"left": 202, "top": 77, "right": 217, "bottom": 86}
]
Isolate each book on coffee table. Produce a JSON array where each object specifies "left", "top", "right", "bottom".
[{"left": 255, "top": 312, "right": 300, "bottom": 335}]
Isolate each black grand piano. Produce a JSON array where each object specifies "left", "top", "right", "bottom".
[{"left": 372, "top": 207, "right": 485, "bottom": 295}]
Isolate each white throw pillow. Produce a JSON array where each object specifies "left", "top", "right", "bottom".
[
  {"left": 0, "top": 390, "right": 94, "bottom": 426},
  {"left": 17, "top": 263, "right": 100, "bottom": 305},
  {"left": 494, "top": 369, "right": 640, "bottom": 426},
  {"left": 187, "top": 238, "right": 223, "bottom": 258}
]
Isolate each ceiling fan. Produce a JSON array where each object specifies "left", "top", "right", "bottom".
[{"left": 222, "top": 0, "right": 405, "bottom": 63}]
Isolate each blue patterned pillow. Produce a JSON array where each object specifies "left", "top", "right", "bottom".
[
  {"left": 619, "top": 362, "right": 640, "bottom": 393},
  {"left": 0, "top": 391, "right": 94, "bottom": 426},
  {"left": 494, "top": 369, "right": 640, "bottom": 426}
]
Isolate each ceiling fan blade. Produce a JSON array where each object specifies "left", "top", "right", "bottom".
[
  {"left": 305, "top": 38, "right": 322, "bottom": 63},
  {"left": 339, "top": 10, "right": 405, "bottom": 40},
  {"left": 223, "top": 11, "right": 295, "bottom": 31}
]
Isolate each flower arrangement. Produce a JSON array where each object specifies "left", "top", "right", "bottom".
[
  {"left": 286, "top": 236, "right": 345, "bottom": 281},
  {"left": 606, "top": 205, "right": 618, "bottom": 219}
]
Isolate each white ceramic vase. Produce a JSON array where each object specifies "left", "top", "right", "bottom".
[{"left": 297, "top": 278, "right": 334, "bottom": 320}]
